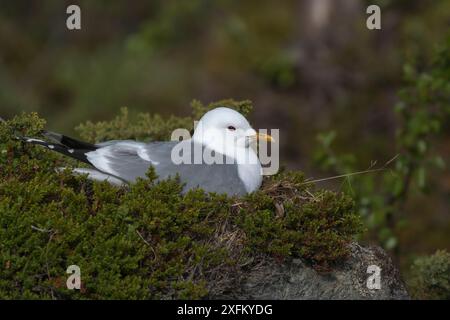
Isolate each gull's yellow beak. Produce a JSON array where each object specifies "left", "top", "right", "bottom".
[{"left": 250, "top": 132, "right": 275, "bottom": 143}]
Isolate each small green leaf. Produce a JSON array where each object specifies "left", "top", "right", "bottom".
[
  {"left": 417, "top": 167, "right": 426, "bottom": 190},
  {"left": 385, "top": 237, "right": 398, "bottom": 250}
]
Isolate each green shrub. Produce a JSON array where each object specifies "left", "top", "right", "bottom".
[
  {"left": 0, "top": 100, "right": 363, "bottom": 299},
  {"left": 409, "top": 250, "right": 450, "bottom": 300},
  {"left": 313, "top": 36, "right": 450, "bottom": 251},
  {"left": 75, "top": 99, "right": 253, "bottom": 143}
]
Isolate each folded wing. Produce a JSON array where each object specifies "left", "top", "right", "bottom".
[{"left": 86, "top": 140, "right": 247, "bottom": 195}]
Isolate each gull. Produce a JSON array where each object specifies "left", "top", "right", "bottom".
[{"left": 18, "top": 107, "right": 274, "bottom": 196}]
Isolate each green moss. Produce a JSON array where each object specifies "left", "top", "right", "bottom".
[
  {"left": 408, "top": 250, "right": 450, "bottom": 300},
  {"left": 0, "top": 101, "right": 363, "bottom": 299}
]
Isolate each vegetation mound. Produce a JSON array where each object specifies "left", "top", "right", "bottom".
[{"left": 0, "top": 100, "right": 363, "bottom": 299}]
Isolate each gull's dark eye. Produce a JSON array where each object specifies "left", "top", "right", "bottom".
[{"left": 227, "top": 126, "right": 236, "bottom": 131}]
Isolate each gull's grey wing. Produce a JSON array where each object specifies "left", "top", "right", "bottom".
[
  {"left": 85, "top": 140, "right": 248, "bottom": 196},
  {"left": 67, "top": 168, "right": 126, "bottom": 186},
  {"left": 146, "top": 141, "right": 248, "bottom": 196},
  {"left": 86, "top": 140, "right": 154, "bottom": 182}
]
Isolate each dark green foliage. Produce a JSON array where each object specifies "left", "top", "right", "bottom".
[
  {"left": 76, "top": 99, "right": 253, "bottom": 143},
  {"left": 409, "top": 250, "right": 450, "bottom": 300},
  {"left": 0, "top": 103, "right": 362, "bottom": 299},
  {"left": 236, "top": 172, "right": 362, "bottom": 269},
  {"left": 314, "top": 37, "right": 450, "bottom": 250}
]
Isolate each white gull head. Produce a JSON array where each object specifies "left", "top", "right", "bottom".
[{"left": 191, "top": 107, "right": 273, "bottom": 193}]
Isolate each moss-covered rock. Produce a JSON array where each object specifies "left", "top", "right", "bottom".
[
  {"left": 0, "top": 101, "right": 364, "bottom": 299},
  {"left": 216, "top": 243, "right": 409, "bottom": 300}
]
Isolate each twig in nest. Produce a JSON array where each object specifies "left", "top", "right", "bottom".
[
  {"left": 42, "top": 230, "right": 57, "bottom": 300},
  {"left": 136, "top": 229, "right": 157, "bottom": 261},
  {"left": 305, "top": 189, "right": 317, "bottom": 201},
  {"left": 31, "top": 225, "right": 52, "bottom": 233},
  {"left": 136, "top": 229, "right": 150, "bottom": 246},
  {"left": 231, "top": 202, "right": 243, "bottom": 208},
  {"left": 301, "top": 154, "right": 399, "bottom": 186},
  {"left": 274, "top": 202, "right": 284, "bottom": 218}
]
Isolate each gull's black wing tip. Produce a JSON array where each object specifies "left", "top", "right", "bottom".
[
  {"left": 20, "top": 136, "right": 93, "bottom": 165},
  {"left": 42, "top": 130, "right": 98, "bottom": 151}
]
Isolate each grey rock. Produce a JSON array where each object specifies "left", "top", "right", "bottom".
[{"left": 214, "top": 243, "right": 409, "bottom": 300}]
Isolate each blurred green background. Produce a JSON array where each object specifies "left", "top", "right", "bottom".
[{"left": 1, "top": 0, "right": 449, "bottom": 288}]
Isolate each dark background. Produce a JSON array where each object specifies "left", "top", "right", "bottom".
[{"left": 1, "top": 0, "right": 449, "bottom": 282}]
